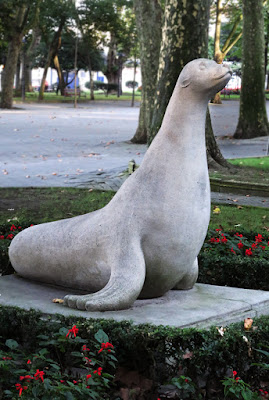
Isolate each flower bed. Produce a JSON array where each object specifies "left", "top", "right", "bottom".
[
  {"left": 0, "top": 308, "right": 269, "bottom": 399},
  {"left": 0, "top": 321, "right": 117, "bottom": 399},
  {"left": 198, "top": 229, "right": 269, "bottom": 290}
]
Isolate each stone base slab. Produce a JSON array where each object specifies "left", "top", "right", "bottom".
[{"left": 0, "top": 275, "right": 269, "bottom": 328}]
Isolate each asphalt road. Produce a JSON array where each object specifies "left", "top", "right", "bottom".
[{"left": 0, "top": 100, "right": 268, "bottom": 188}]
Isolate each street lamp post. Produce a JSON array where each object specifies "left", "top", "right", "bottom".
[
  {"left": 74, "top": 35, "right": 78, "bottom": 108},
  {"left": 21, "top": 38, "right": 26, "bottom": 102}
]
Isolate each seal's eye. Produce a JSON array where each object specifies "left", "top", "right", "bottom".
[{"left": 199, "top": 62, "right": 206, "bottom": 70}]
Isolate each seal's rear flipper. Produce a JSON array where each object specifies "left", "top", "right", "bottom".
[
  {"left": 64, "top": 245, "right": 146, "bottom": 311},
  {"left": 172, "top": 258, "right": 198, "bottom": 290}
]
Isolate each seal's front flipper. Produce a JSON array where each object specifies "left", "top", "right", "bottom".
[
  {"left": 64, "top": 245, "right": 146, "bottom": 311},
  {"left": 173, "top": 258, "right": 198, "bottom": 290}
]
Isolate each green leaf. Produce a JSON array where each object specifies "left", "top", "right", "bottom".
[
  {"left": 94, "top": 329, "right": 109, "bottom": 344},
  {"left": 43, "top": 378, "right": 52, "bottom": 390},
  {"left": 65, "top": 391, "right": 75, "bottom": 400},
  {"left": 5, "top": 339, "right": 19, "bottom": 350},
  {"left": 50, "top": 363, "right": 61, "bottom": 370},
  {"left": 70, "top": 351, "right": 82, "bottom": 357},
  {"left": 37, "top": 334, "right": 49, "bottom": 340}
]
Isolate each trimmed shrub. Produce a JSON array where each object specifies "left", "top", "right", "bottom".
[{"left": 0, "top": 307, "right": 269, "bottom": 398}]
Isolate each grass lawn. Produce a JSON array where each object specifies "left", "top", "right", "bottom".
[
  {"left": 0, "top": 187, "right": 267, "bottom": 233},
  {"left": 229, "top": 156, "right": 269, "bottom": 170},
  {"left": 209, "top": 156, "right": 269, "bottom": 184},
  {"left": 13, "top": 91, "right": 141, "bottom": 103}
]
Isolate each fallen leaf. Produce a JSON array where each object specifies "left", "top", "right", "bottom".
[
  {"left": 213, "top": 206, "right": 221, "bottom": 214},
  {"left": 52, "top": 298, "right": 64, "bottom": 304},
  {"left": 216, "top": 326, "right": 226, "bottom": 337},
  {"left": 51, "top": 172, "right": 57, "bottom": 176},
  {"left": 237, "top": 206, "right": 243, "bottom": 210},
  {"left": 25, "top": 175, "right": 30, "bottom": 178},
  {"left": 232, "top": 199, "right": 238, "bottom": 202},
  {"left": 244, "top": 318, "right": 253, "bottom": 331}
]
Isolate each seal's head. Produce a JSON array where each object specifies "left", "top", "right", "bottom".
[{"left": 178, "top": 58, "right": 232, "bottom": 99}]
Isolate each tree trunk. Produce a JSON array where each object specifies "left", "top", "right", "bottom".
[
  {"left": 0, "top": 5, "right": 30, "bottom": 108},
  {"left": 25, "top": 27, "right": 41, "bottom": 92},
  {"left": 38, "top": 18, "right": 65, "bottom": 100},
  {"left": 148, "top": 0, "right": 211, "bottom": 145},
  {"left": 211, "top": 0, "right": 223, "bottom": 104},
  {"left": 0, "top": 35, "right": 23, "bottom": 108},
  {"left": 15, "top": 57, "right": 21, "bottom": 95},
  {"left": 131, "top": 0, "right": 163, "bottom": 144},
  {"left": 234, "top": 0, "right": 269, "bottom": 138},
  {"left": 206, "top": 108, "right": 232, "bottom": 169},
  {"left": 25, "top": 64, "right": 32, "bottom": 92},
  {"left": 88, "top": 58, "right": 95, "bottom": 100},
  {"left": 53, "top": 55, "right": 65, "bottom": 95},
  {"left": 105, "top": 33, "right": 119, "bottom": 85}
]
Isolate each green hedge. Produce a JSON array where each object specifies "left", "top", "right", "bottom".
[
  {"left": 0, "top": 307, "right": 269, "bottom": 398},
  {"left": 1, "top": 224, "right": 268, "bottom": 291}
]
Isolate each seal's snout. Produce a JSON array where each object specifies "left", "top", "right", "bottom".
[{"left": 222, "top": 63, "right": 232, "bottom": 75}]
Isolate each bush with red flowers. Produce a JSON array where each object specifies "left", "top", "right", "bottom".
[
  {"left": 0, "top": 326, "right": 117, "bottom": 399},
  {"left": 198, "top": 229, "right": 269, "bottom": 290}
]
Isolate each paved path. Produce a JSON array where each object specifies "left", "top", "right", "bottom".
[{"left": 0, "top": 100, "right": 269, "bottom": 206}]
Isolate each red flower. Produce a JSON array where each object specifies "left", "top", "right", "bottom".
[
  {"left": 2, "top": 356, "right": 12, "bottom": 360},
  {"left": 215, "top": 238, "right": 220, "bottom": 243},
  {"left": 60, "top": 380, "right": 65, "bottom": 383},
  {"left": 245, "top": 248, "right": 253, "bottom": 256},
  {"left": 6, "top": 234, "right": 14, "bottom": 239},
  {"left": 98, "top": 342, "right": 114, "bottom": 353},
  {"left": 18, "top": 226, "right": 22, "bottom": 229},
  {"left": 235, "top": 233, "right": 243, "bottom": 237},
  {"left": 260, "top": 245, "right": 266, "bottom": 251},
  {"left": 10, "top": 224, "right": 17, "bottom": 231},
  {"left": 86, "top": 374, "right": 92, "bottom": 380},
  {"left": 210, "top": 237, "right": 216, "bottom": 243},
  {"left": 235, "top": 377, "right": 240, "bottom": 382},
  {"left": 221, "top": 237, "right": 227, "bottom": 244},
  {"left": 216, "top": 228, "right": 222, "bottom": 232},
  {"left": 233, "top": 370, "right": 237, "bottom": 376},
  {"left": 94, "top": 367, "right": 103, "bottom": 376},
  {"left": 27, "top": 359, "right": 31, "bottom": 364},
  {"left": 82, "top": 344, "right": 90, "bottom": 351},
  {"left": 15, "top": 383, "right": 28, "bottom": 397},
  {"left": 73, "top": 380, "right": 78, "bottom": 384},
  {"left": 84, "top": 356, "right": 92, "bottom": 365},
  {"left": 66, "top": 325, "right": 79, "bottom": 338},
  {"left": 0, "top": 235, "right": 4, "bottom": 240},
  {"left": 237, "top": 242, "right": 244, "bottom": 249},
  {"left": 251, "top": 243, "right": 257, "bottom": 249},
  {"left": 34, "top": 369, "right": 45, "bottom": 382},
  {"left": 230, "top": 247, "right": 236, "bottom": 254},
  {"left": 255, "top": 234, "right": 263, "bottom": 243},
  {"left": 20, "top": 375, "right": 33, "bottom": 382},
  {"left": 185, "top": 378, "right": 189, "bottom": 383}
]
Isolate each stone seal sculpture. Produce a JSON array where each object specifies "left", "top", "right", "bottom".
[{"left": 9, "top": 59, "right": 231, "bottom": 311}]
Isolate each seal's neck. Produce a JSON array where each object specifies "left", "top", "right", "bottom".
[{"left": 160, "top": 86, "right": 209, "bottom": 144}]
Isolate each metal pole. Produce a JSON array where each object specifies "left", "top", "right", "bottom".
[
  {"left": 21, "top": 43, "right": 25, "bottom": 102},
  {"left": 74, "top": 35, "right": 78, "bottom": 108},
  {"left": 131, "top": 51, "right": 137, "bottom": 107}
]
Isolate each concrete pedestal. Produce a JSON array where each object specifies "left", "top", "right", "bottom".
[{"left": 0, "top": 275, "right": 268, "bottom": 328}]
